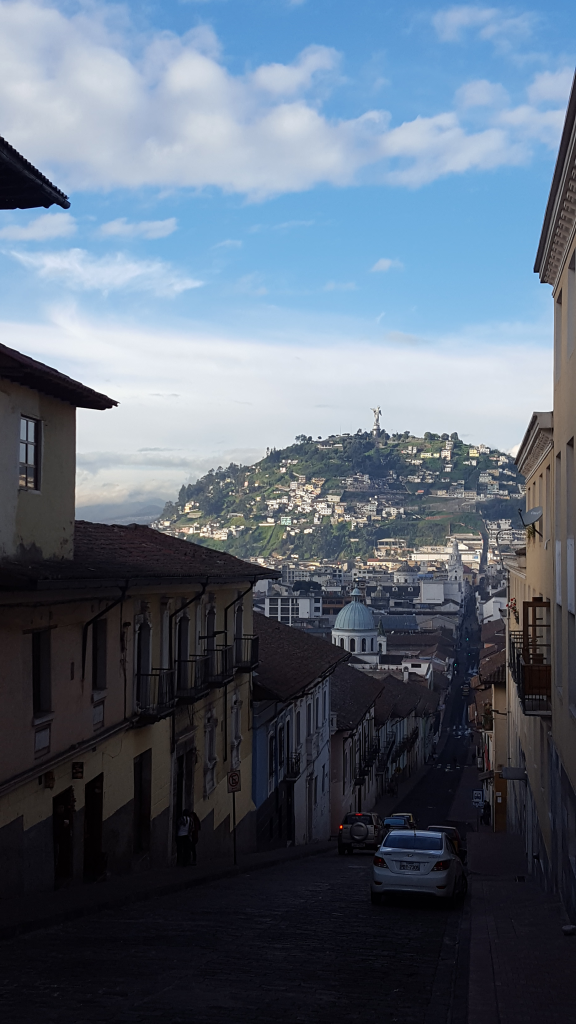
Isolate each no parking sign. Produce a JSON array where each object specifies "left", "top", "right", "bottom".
[{"left": 227, "top": 770, "right": 241, "bottom": 793}]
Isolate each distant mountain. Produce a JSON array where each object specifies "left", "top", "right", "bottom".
[
  {"left": 77, "top": 501, "right": 165, "bottom": 526},
  {"left": 155, "top": 430, "right": 524, "bottom": 561}
]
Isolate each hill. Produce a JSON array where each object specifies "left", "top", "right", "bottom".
[{"left": 154, "top": 429, "right": 525, "bottom": 562}]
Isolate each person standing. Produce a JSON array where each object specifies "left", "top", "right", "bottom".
[
  {"left": 189, "top": 809, "right": 201, "bottom": 865},
  {"left": 176, "top": 809, "right": 192, "bottom": 867}
]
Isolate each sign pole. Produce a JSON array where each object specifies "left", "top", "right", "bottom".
[
  {"left": 232, "top": 789, "right": 237, "bottom": 866},
  {"left": 227, "top": 769, "right": 241, "bottom": 866}
]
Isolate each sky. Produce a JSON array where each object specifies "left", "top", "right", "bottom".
[{"left": 0, "top": 0, "right": 573, "bottom": 511}]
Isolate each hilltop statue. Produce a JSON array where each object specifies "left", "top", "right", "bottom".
[{"left": 371, "top": 406, "right": 382, "bottom": 437}]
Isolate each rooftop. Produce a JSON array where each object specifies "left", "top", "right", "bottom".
[
  {"left": 0, "top": 342, "right": 117, "bottom": 410},
  {"left": 0, "top": 521, "right": 280, "bottom": 590},
  {"left": 0, "top": 135, "right": 70, "bottom": 210},
  {"left": 253, "top": 612, "right": 349, "bottom": 701},
  {"left": 330, "top": 662, "right": 386, "bottom": 731}
]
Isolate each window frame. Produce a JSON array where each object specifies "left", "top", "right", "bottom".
[{"left": 19, "top": 415, "right": 41, "bottom": 491}]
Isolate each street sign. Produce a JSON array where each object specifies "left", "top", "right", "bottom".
[
  {"left": 473, "top": 790, "right": 483, "bottom": 807},
  {"left": 227, "top": 770, "right": 241, "bottom": 793}
]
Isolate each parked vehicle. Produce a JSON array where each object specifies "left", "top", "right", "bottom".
[
  {"left": 382, "top": 816, "right": 411, "bottom": 835},
  {"left": 370, "top": 829, "right": 467, "bottom": 902},
  {"left": 394, "top": 811, "right": 417, "bottom": 828},
  {"left": 427, "top": 825, "right": 467, "bottom": 862},
  {"left": 338, "top": 812, "right": 385, "bottom": 854}
]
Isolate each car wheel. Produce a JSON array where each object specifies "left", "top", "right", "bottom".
[{"left": 370, "top": 891, "right": 382, "bottom": 905}]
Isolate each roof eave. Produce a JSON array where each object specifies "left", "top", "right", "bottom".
[{"left": 535, "top": 70, "right": 576, "bottom": 284}]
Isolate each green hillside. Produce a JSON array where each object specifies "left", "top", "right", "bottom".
[{"left": 156, "top": 429, "right": 524, "bottom": 562}]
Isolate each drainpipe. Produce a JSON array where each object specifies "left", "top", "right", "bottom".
[
  {"left": 222, "top": 582, "right": 254, "bottom": 763},
  {"left": 81, "top": 583, "right": 129, "bottom": 680}
]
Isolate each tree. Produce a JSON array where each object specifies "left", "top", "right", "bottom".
[
  {"left": 441, "top": 433, "right": 449, "bottom": 441},
  {"left": 178, "top": 485, "right": 187, "bottom": 506},
  {"left": 295, "top": 434, "right": 308, "bottom": 443},
  {"left": 424, "top": 431, "right": 432, "bottom": 440},
  {"left": 450, "top": 432, "right": 459, "bottom": 441}
]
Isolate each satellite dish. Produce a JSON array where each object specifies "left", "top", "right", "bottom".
[{"left": 519, "top": 506, "right": 543, "bottom": 527}]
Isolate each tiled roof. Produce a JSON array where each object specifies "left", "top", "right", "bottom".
[
  {"left": 0, "top": 522, "right": 280, "bottom": 590},
  {"left": 253, "top": 612, "right": 349, "bottom": 701},
  {"left": 481, "top": 619, "right": 506, "bottom": 643},
  {"left": 0, "top": 135, "right": 70, "bottom": 210},
  {"left": 0, "top": 342, "right": 116, "bottom": 410},
  {"left": 330, "top": 662, "right": 386, "bottom": 731},
  {"left": 374, "top": 674, "right": 439, "bottom": 725}
]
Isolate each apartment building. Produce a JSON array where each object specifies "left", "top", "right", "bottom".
[
  {"left": 505, "top": 70, "right": 576, "bottom": 915},
  {"left": 0, "top": 344, "right": 276, "bottom": 896}
]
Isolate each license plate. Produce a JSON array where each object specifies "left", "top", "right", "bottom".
[{"left": 399, "top": 862, "right": 420, "bottom": 871}]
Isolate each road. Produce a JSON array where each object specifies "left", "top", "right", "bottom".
[{"left": 0, "top": 606, "right": 480, "bottom": 1024}]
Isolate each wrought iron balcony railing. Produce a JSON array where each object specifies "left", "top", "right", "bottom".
[
  {"left": 509, "top": 631, "right": 551, "bottom": 716},
  {"left": 135, "top": 669, "right": 176, "bottom": 723},
  {"left": 234, "top": 635, "right": 259, "bottom": 671},
  {"left": 284, "top": 754, "right": 301, "bottom": 781},
  {"left": 174, "top": 655, "right": 211, "bottom": 703},
  {"left": 204, "top": 645, "right": 235, "bottom": 685}
]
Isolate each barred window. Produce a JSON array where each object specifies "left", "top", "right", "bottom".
[{"left": 20, "top": 417, "right": 40, "bottom": 490}]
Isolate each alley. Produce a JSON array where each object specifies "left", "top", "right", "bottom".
[{"left": 0, "top": 624, "right": 479, "bottom": 1024}]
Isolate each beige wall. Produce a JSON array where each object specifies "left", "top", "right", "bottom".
[{"left": 0, "top": 379, "right": 75, "bottom": 561}]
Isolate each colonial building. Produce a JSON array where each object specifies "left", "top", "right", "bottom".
[
  {"left": 252, "top": 614, "right": 348, "bottom": 848},
  {"left": 0, "top": 344, "right": 276, "bottom": 897},
  {"left": 330, "top": 663, "right": 384, "bottom": 829}
]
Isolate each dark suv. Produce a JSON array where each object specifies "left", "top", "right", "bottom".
[{"left": 338, "top": 812, "right": 385, "bottom": 854}]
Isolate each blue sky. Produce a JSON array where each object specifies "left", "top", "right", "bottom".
[{"left": 0, "top": 0, "right": 573, "bottom": 508}]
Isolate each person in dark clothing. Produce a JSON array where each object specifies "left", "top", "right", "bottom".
[
  {"left": 176, "top": 809, "right": 192, "bottom": 866},
  {"left": 189, "top": 810, "right": 201, "bottom": 865}
]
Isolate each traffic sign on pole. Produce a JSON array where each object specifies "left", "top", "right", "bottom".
[
  {"left": 473, "top": 790, "right": 483, "bottom": 807},
  {"left": 227, "top": 770, "right": 241, "bottom": 793}
]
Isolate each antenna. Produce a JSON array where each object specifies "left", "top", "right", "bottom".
[{"left": 518, "top": 506, "right": 543, "bottom": 537}]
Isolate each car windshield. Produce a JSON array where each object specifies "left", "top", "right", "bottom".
[
  {"left": 344, "top": 814, "right": 373, "bottom": 825},
  {"left": 383, "top": 834, "right": 443, "bottom": 851},
  {"left": 384, "top": 818, "right": 407, "bottom": 826}
]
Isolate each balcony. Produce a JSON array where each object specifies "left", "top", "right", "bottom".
[
  {"left": 175, "top": 656, "right": 210, "bottom": 703},
  {"left": 284, "top": 754, "right": 301, "bottom": 781},
  {"left": 234, "top": 635, "right": 259, "bottom": 671},
  {"left": 204, "top": 645, "right": 235, "bottom": 685},
  {"left": 135, "top": 669, "right": 176, "bottom": 724},
  {"left": 509, "top": 631, "right": 551, "bottom": 716},
  {"left": 376, "top": 738, "right": 395, "bottom": 775}
]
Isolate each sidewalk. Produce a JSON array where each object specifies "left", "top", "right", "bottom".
[{"left": 0, "top": 840, "right": 333, "bottom": 941}]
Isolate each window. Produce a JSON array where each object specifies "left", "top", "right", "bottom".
[
  {"left": 296, "top": 710, "right": 301, "bottom": 746},
  {"left": 314, "top": 776, "right": 318, "bottom": 805},
  {"left": 322, "top": 689, "right": 327, "bottom": 722},
  {"left": 19, "top": 416, "right": 40, "bottom": 490},
  {"left": 340, "top": 637, "right": 344, "bottom": 648},
  {"left": 286, "top": 718, "right": 291, "bottom": 756},
  {"left": 268, "top": 734, "right": 275, "bottom": 778},
  {"left": 350, "top": 638, "right": 356, "bottom": 653},
  {"left": 92, "top": 618, "right": 107, "bottom": 690},
  {"left": 555, "top": 289, "right": 563, "bottom": 383},
  {"left": 361, "top": 638, "right": 366, "bottom": 652},
  {"left": 32, "top": 629, "right": 51, "bottom": 715},
  {"left": 176, "top": 613, "right": 190, "bottom": 690},
  {"left": 371, "top": 638, "right": 374, "bottom": 652},
  {"left": 278, "top": 725, "right": 284, "bottom": 766},
  {"left": 321, "top": 763, "right": 326, "bottom": 794},
  {"left": 306, "top": 703, "right": 312, "bottom": 736},
  {"left": 231, "top": 695, "right": 242, "bottom": 769},
  {"left": 315, "top": 696, "right": 320, "bottom": 729}
]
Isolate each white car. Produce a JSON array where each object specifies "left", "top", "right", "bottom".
[{"left": 370, "top": 830, "right": 467, "bottom": 903}]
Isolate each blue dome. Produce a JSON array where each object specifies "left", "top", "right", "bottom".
[{"left": 334, "top": 591, "right": 376, "bottom": 632}]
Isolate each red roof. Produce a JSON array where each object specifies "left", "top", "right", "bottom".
[
  {"left": 0, "top": 521, "right": 280, "bottom": 590},
  {"left": 0, "top": 342, "right": 116, "bottom": 410}
]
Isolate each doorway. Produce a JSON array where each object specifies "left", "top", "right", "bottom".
[
  {"left": 53, "top": 787, "right": 75, "bottom": 887},
  {"left": 133, "top": 750, "right": 152, "bottom": 854},
  {"left": 84, "top": 773, "right": 104, "bottom": 881}
]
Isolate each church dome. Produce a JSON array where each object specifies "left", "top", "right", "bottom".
[{"left": 334, "top": 589, "right": 376, "bottom": 632}]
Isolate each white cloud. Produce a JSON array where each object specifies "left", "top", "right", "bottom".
[
  {"left": 324, "top": 281, "right": 357, "bottom": 291},
  {"left": 212, "top": 239, "right": 242, "bottom": 248},
  {"left": 0, "top": 1, "right": 564, "bottom": 198},
  {"left": 2, "top": 307, "right": 550, "bottom": 505},
  {"left": 10, "top": 248, "right": 203, "bottom": 297},
  {"left": 99, "top": 217, "right": 178, "bottom": 239},
  {"left": 456, "top": 79, "right": 509, "bottom": 108},
  {"left": 0, "top": 212, "right": 76, "bottom": 240},
  {"left": 371, "top": 258, "right": 403, "bottom": 272},
  {"left": 527, "top": 69, "right": 574, "bottom": 105},
  {"left": 433, "top": 5, "right": 536, "bottom": 47},
  {"left": 250, "top": 45, "right": 338, "bottom": 96}
]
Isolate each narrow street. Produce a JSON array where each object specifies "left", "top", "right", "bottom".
[{"left": 0, "top": 609, "right": 480, "bottom": 1024}]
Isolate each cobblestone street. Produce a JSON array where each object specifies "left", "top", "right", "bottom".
[{"left": 0, "top": 849, "right": 467, "bottom": 1024}]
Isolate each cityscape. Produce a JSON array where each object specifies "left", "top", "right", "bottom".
[{"left": 0, "top": 3, "right": 575, "bottom": 1023}]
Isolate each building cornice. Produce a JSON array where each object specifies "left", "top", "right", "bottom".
[
  {"left": 535, "top": 70, "right": 576, "bottom": 287},
  {"left": 515, "top": 411, "right": 553, "bottom": 482}
]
